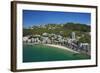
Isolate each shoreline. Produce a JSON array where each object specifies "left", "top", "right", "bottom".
[
  {"left": 23, "top": 43, "right": 79, "bottom": 53},
  {"left": 43, "top": 44, "right": 79, "bottom": 53}
]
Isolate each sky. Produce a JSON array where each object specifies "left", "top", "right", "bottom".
[{"left": 23, "top": 10, "right": 91, "bottom": 28}]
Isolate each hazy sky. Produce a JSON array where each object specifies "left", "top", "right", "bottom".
[{"left": 23, "top": 10, "right": 91, "bottom": 28}]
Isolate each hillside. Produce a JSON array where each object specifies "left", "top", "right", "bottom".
[{"left": 23, "top": 22, "right": 90, "bottom": 38}]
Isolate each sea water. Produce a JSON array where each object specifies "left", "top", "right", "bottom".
[{"left": 23, "top": 44, "right": 90, "bottom": 62}]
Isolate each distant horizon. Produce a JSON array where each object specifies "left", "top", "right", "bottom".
[
  {"left": 23, "top": 22, "right": 90, "bottom": 29},
  {"left": 23, "top": 10, "right": 91, "bottom": 28}
]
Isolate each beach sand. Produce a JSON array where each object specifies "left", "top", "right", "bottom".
[{"left": 44, "top": 44, "right": 79, "bottom": 53}]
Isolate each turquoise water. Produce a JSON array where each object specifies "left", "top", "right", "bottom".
[{"left": 23, "top": 44, "right": 90, "bottom": 62}]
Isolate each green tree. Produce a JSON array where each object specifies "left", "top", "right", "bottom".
[{"left": 78, "top": 34, "right": 90, "bottom": 43}]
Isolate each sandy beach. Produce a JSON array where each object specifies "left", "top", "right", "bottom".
[
  {"left": 44, "top": 44, "right": 79, "bottom": 53},
  {"left": 24, "top": 43, "right": 79, "bottom": 53}
]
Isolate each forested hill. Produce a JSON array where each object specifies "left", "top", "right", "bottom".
[
  {"left": 63, "top": 23, "right": 90, "bottom": 32},
  {"left": 23, "top": 22, "right": 90, "bottom": 37}
]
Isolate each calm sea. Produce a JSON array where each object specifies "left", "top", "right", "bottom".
[{"left": 23, "top": 44, "right": 90, "bottom": 62}]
